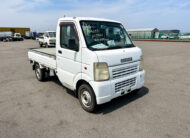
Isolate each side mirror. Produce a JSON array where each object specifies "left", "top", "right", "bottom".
[{"left": 69, "top": 39, "right": 79, "bottom": 51}]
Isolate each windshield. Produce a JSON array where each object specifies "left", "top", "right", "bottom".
[
  {"left": 16, "top": 34, "right": 20, "bottom": 36},
  {"left": 48, "top": 32, "right": 56, "bottom": 38},
  {"left": 80, "top": 21, "right": 134, "bottom": 51}
]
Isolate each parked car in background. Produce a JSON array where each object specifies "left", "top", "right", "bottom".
[
  {"left": 13, "top": 33, "right": 24, "bottom": 41},
  {"left": 161, "top": 34, "right": 169, "bottom": 39},
  {"left": 38, "top": 31, "right": 56, "bottom": 47},
  {"left": 179, "top": 34, "right": 190, "bottom": 40},
  {"left": 0, "top": 32, "right": 13, "bottom": 41},
  {"left": 161, "top": 34, "right": 178, "bottom": 39}
]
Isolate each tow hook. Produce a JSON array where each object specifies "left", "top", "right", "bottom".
[{"left": 121, "top": 89, "right": 125, "bottom": 95}]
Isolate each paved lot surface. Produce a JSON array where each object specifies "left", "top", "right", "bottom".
[{"left": 0, "top": 40, "right": 190, "bottom": 138}]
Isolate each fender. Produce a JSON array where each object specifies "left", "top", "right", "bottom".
[{"left": 73, "top": 73, "right": 92, "bottom": 90}]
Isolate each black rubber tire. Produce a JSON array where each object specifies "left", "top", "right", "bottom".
[
  {"left": 45, "top": 43, "right": 48, "bottom": 48},
  {"left": 35, "top": 64, "right": 45, "bottom": 81},
  {"left": 78, "top": 84, "right": 96, "bottom": 112},
  {"left": 39, "top": 42, "right": 43, "bottom": 47}
]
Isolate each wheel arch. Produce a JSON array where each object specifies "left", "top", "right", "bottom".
[{"left": 75, "top": 80, "right": 95, "bottom": 98}]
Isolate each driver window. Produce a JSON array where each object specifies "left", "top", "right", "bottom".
[{"left": 60, "top": 23, "right": 79, "bottom": 51}]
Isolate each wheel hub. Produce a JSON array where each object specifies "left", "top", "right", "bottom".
[
  {"left": 36, "top": 68, "right": 41, "bottom": 79},
  {"left": 81, "top": 91, "right": 91, "bottom": 107}
]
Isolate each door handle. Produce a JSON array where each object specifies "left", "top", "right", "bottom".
[{"left": 58, "top": 50, "right": 62, "bottom": 54}]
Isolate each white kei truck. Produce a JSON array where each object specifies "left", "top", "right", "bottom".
[
  {"left": 28, "top": 17, "right": 145, "bottom": 112},
  {"left": 38, "top": 31, "right": 56, "bottom": 47}
]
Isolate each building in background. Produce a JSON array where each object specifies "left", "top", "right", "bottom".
[
  {"left": 127, "top": 28, "right": 159, "bottom": 39},
  {"left": 0, "top": 27, "right": 30, "bottom": 36}
]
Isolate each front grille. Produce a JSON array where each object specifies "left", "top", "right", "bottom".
[
  {"left": 112, "top": 64, "right": 138, "bottom": 79},
  {"left": 115, "top": 77, "right": 136, "bottom": 93},
  {"left": 50, "top": 43, "right": 55, "bottom": 45}
]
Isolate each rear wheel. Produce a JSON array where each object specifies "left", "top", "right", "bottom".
[
  {"left": 35, "top": 64, "right": 45, "bottom": 81},
  {"left": 39, "top": 42, "right": 43, "bottom": 47},
  {"left": 78, "top": 84, "right": 96, "bottom": 112}
]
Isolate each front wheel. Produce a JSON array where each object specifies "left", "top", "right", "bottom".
[
  {"left": 78, "top": 84, "right": 96, "bottom": 112},
  {"left": 45, "top": 43, "right": 48, "bottom": 48}
]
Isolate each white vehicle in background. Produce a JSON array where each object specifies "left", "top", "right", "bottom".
[
  {"left": 38, "top": 31, "right": 56, "bottom": 47},
  {"left": 28, "top": 17, "right": 145, "bottom": 112},
  {"left": 161, "top": 34, "right": 176, "bottom": 39},
  {"left": 161, "top": 34, "right": 169, "bottom": 39},
  {"left": 13, "top": 33, "right": 24, "bottom": 41},
  {"left": 179, "top": 34, "right": 190, "bottom": 40},
  {"left": 0, "top": 32, "right": 13, "bottom": 41}
]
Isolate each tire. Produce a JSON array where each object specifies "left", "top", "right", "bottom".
[
  {"left": 78, "top": 84, "right": 96, "bottom": 112},
  {"left": 44, "top": 43, "right": 48, "bottom": 48},
  {"left": 35, "top": 64, "right": 45, "bottom": 81},
  {"left": 39, "top": 42, "right": 43, "bottom": 47}
]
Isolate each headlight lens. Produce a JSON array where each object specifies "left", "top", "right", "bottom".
[
  {"left": 139, "top": 56, "right": 144, "bottom": 71},
  {"left": 94, "top": 62, "right": 110, "bottom": 81},
  {"left": 49, "top": 39, "right": 55, "bottom": 43}
]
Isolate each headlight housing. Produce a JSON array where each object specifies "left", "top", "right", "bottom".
[
  {"left": 139, "top": 56, "right": 144, "bottom": 71},
  {"left": 94, "top": 62, "right": 110, "bottom": 81},
  {"left": 49, "top": 39, "right": 55, "bottom": 43}
]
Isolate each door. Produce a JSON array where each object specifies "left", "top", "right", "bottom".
[{"left": 56, "top": 22, "right": 81, "bottom": 90}]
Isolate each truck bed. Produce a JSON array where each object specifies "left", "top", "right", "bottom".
[{"left": 28, "top": 48, "right": 56, "bottom": 69}]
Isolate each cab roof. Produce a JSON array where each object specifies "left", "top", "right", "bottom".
[
  {"left": 46, "top": 31, "right": 56, "bottom": 33},
  {"left": 58, "top": 17, "right": 121, "bottom": 24}
]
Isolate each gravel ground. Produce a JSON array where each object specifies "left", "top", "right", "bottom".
[{"left": 0, "top": 40, "right": 190, "bottom": 138}]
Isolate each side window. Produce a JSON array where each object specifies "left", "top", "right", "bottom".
[
  {"left": 44, "top": 33, "right": 48, "bottom": 37},
  {"left": 47, "top": 33, "right": 49, "bottom": 37},
  {"left": 60, "top": 23, "right": 79, "bottom": 51}
]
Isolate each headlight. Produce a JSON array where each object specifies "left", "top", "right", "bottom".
[
  {"left": 139, "top": 56, "right": 144, "bottom": 71},
  {"left": 94, "top": 62, "right": 110, "bottom": 81},
  {"left": 49, "top": 39, "right": 55, "bottom": 43}
]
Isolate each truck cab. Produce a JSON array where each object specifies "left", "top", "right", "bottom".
[
  {"left": 39, "top": 31, "right": 56, "bottom": 47},
  {"left": 28, "top": 17, "right": 145, "bottom": 112}
]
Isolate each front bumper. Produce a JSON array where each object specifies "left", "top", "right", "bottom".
[{"left": 89, "top": 70, "right": 145, "bottom": 105}]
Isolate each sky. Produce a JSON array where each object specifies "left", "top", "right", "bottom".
[{"left": 0, "top": 0, "right": 190, "bottom": 32}]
